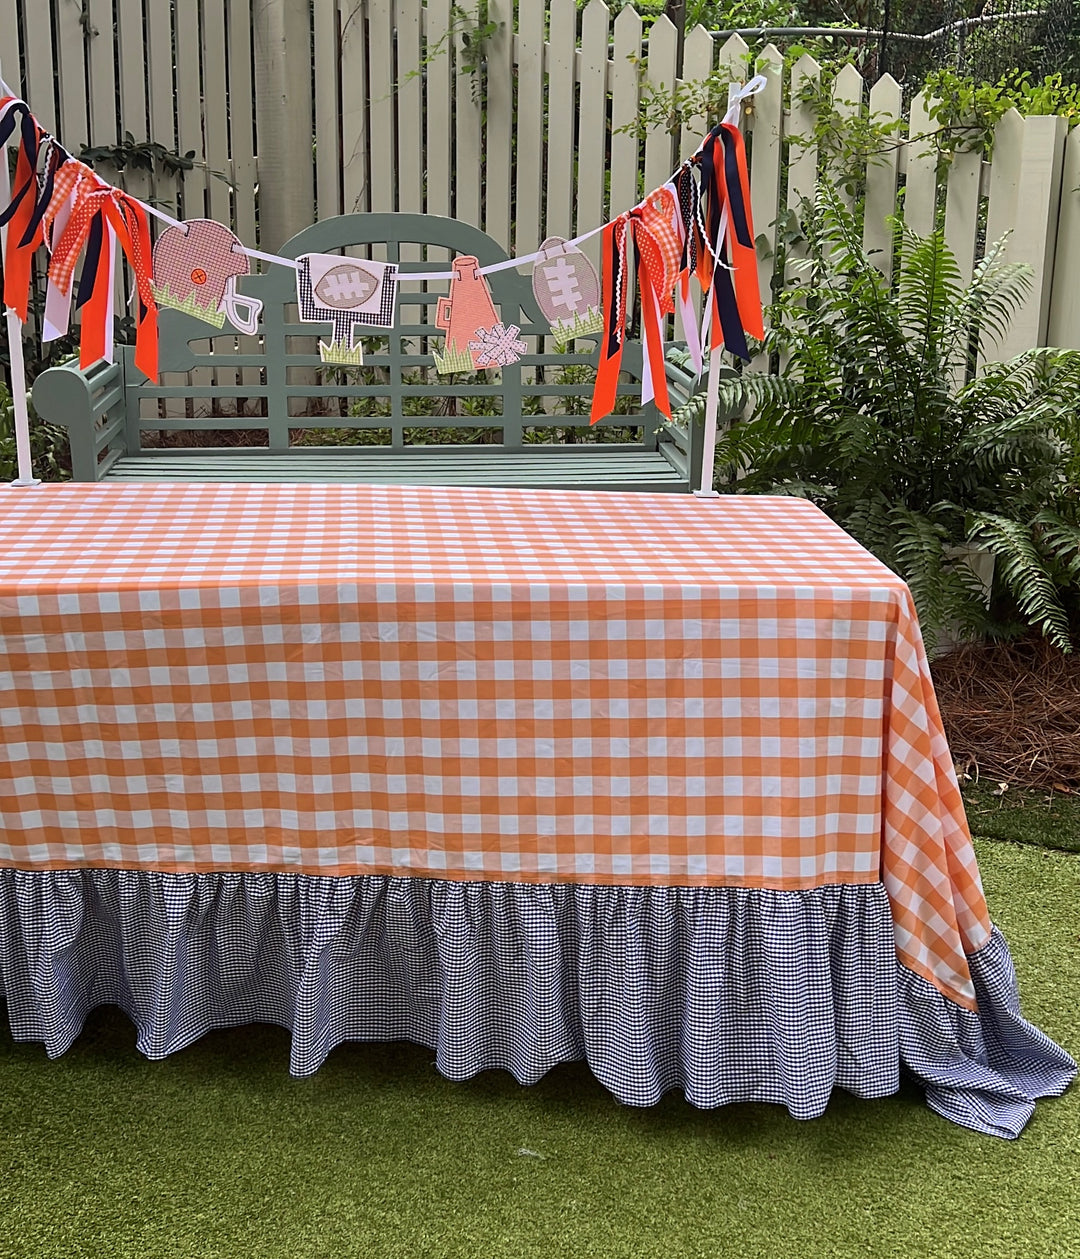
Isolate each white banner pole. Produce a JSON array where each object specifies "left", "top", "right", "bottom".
[
  {"left": 692, "top": 77, "right": 756, "bottom": 502},
  {"left": 0, "top": 56, "right": 40, "bottom": 487},
  {"left": 693, "top": 344, "right": 723, "bottom": 498}
]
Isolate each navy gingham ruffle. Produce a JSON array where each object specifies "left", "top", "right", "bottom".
[{"left": 0, "top": 870, "right": 1072, "bottom": 1137}]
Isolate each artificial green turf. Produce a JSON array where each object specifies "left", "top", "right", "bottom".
[
  {"left": 961, "top": 780, "right": 1080, "bottom": 853},
  {"left": 1, "top": 839, "right": 1077, "bottom": 1259}
]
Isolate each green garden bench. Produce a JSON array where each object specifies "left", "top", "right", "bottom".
[{"left": 32, "top": 213, "right": 710, "bottom": 491}]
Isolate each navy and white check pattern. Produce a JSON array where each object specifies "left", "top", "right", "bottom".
[
  {"left": 0, "top": 871, "right": 1072, "bottom": 1136},
  {"left": 296, "top": 254, "right": 397, "bottom": 339},
  {"left": 898, "top": 925, "right": 1075, "bottom": 1138}
]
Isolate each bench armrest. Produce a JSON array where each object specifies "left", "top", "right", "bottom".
[{"left": 31, "top": 359, "right": 129, "bottom": 482}]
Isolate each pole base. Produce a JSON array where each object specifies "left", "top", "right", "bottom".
[
  {"left": 8, "top": 477, "right": 42, "bottom": 487},
  {"left": 692, "top": 489, "right": 720, "bottom": 499}
]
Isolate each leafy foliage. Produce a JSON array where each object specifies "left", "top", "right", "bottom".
[
  {"left": 405, "top": 2, "right": 502, "bottom": 103},
  {"left": 692, "top": 186, "right": 1080, "bottom": 651},
  {"left": 80, "top": 134, "right": 196, "bottom": 178},
  {"left": 0, "top": 383, "right": 71, "bottom": 483},
  {"left": 923, "top": 68, "right": 1080, "bottom": 153}
]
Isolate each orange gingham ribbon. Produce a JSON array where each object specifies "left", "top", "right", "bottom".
[
  {"left": 45, "top": 161, "right": 158, "bottom": 378},
  {"left": 591, "top": 190, "right": 682, "bottom": 424}
]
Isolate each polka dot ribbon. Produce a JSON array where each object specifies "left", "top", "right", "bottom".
[{"left": 44, "top": 160, "right": 158, "bottom": 379}]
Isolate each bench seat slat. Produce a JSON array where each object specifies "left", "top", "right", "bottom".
[{"left": 104, "top": 447, "right": 686, "bottom": 488}]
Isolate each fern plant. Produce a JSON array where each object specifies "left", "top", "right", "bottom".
[{"left": 702, "top": 185, "right": 1080, "bottom": 652}]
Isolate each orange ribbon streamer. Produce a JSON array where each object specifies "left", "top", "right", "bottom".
[
  {"left": 45, "top": 162, "right": 158, "bottom": 378},
  {"left": 0, "top": 96, "right": 44, "bottom": 321},
  {"left": 590, "top": 193, "right": 681, "bottom": 425}
]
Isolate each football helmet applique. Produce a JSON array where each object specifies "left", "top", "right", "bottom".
[{"left": 152, "top": 219, "right": 262, "bottom": 333}]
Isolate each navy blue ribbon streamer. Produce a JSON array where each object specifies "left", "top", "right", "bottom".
[
  {"left": 675, "top": 165, "right": 699, "bottom": 276},
  {"left": 694, "top": 125, "right": 724, "bottom": 264},
  {"left": 75, "top": 213, "right": 104, "bottom": 311},
  {"left": 0, "top": 102, "right": 41, "bottom": 228},
  {"left": 720, "top": 125, "right": 753, "bottom": 249},
  {"left": 604, "top": 220, "right": 624, "bottom": 358},
  {"left": 19, "top": 143, "right": 69, "bottom": 248},
  {"left": 710, "top": 240, "right": 750, "bottom": 362},
  {"left": 699, "top": 130, "right": 749, "bottom": 361}
]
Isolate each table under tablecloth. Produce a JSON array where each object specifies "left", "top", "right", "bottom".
[{"left": 0, "top": 482, "right": 1072, "bottom": 1136}]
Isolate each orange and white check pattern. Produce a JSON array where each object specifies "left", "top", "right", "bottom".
[{"left": 0, "top": 483, "right": 990, "bottom": 1009}]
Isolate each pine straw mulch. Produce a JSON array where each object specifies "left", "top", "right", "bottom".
[{"left": 931, "top": 636, "right": 1080, "bottom": 793}]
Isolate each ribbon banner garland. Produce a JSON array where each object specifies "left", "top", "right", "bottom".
[{"left": 0, "top": 64, "right": 766, "bottom": 490}]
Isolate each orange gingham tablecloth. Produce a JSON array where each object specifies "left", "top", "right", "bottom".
[{"left": 0, "top": 482, "right": 990, "bottom": 1009}]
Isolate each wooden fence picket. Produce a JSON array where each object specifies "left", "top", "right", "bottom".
[
  {"left": 423, "top": 0, "right": 452, "bottom": 220},
  {"left": 984, "top": 108, "right": 1024, "bottom": 279},
  {"left": 609, "top": 6, "right": 643, "bottom": 227},
  {"left": 21, "top": 0, "right": 56, "bottom": 137},
  {"left": 749, "top": 43, "right": 785, "bottom": 329},
  {"left": 831, "top": 63, "right": 864, "bottom": 213},
  {"left": 201, "top": 0, "right": 231, "bottom": 225},
  {"left": 943, "top": 146, "right": 982, "bottom": 286},
  {"left": 679, "top": 23, "right": 715, "bottom": 163},
  {"left": 577, "top": 1, "right": 610, "bottom": 246},
  {"left": 863, "top": 74, "right": 902, "bottom": 282},
  {"left": 785, "top": 54, "right": 820, "bottom": 256},
  {"left": 902, "top": 92, "right": 937, "bottom": 238},
  {"left": 1048, "top": 126, "right": 1080, "bottom": 350},
  {"left": 484, "top": 0, "right": 515, "bottom": 249},
  {"left": 643, "top": 16, "right": 678, "bottom": 197},
  {"left": 454, "top": 19, "right": 484, "bottom": 228},
  {"left": 174, "top": 5, "right": 208, "bottom": 221},
  {"left": 313, "top": 0, "right": 342, "bottom": 222},
  {"left": 396, "top": 0, "right": 425, "bottom": 221},
  {"left": 714, "top": 34, "right": 750, "bottom": 99},
  {"left": 995, "top": 114, "right": 1066, "bottom": 361},
  {"left": 514, "top": 1, "right": 545, "bottom": 258},
  {"left": 367, "top": 1, "right": 395, "bottom": 213},
  {"left": 545, "top": 0, "right": 578, "bottom": 243},
  {"left": 53, "top": 0, "right": 90, "bottom": 155},
  {"left": 673, "top": 23, "right": 715, "bottom": 350},
  {"left": 0, "top": 0, "right": 20, "bottom": 95}
]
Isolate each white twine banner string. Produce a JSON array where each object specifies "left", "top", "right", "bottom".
[
  {"left": 2, "top": 71, "right": 766, "bottom": 279},
  {"left": 0, "top": 72, "right": 766, "bottom": 286}
]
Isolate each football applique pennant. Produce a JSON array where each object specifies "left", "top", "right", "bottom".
[
  {"left": 532, "top": 236, "right": 603, "bottom": 349},
  {"left": 152, "top": 219, "right": 262, "bottom": 334},
  {"left": 433, "top": 254, "right": 524, "bottom": 373},
  {"left": 296, "top": 253, "right": 398, "bottom": 366}
]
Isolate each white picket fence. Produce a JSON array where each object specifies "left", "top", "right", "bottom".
[{"left": 5, "top": 0, "right": 1080, "bottom": 355}]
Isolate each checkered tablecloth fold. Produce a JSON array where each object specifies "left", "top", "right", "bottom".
[{"left": 898, "top": 926, "right": 1076, "bottom": 1138}]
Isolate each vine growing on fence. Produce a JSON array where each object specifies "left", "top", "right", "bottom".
[
  {"left": 80, "top": 135, "right": 196, "bottom": 179},
  {"left": 401, "top": 1, "right": 502, "bottom": 103},
  {"left": 624, "top": 56, "right": 1080, "bottom": 201}
]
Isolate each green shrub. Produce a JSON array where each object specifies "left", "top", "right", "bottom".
[{"left": 0, "top": 383, "right": 71, "bottom": 483}]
